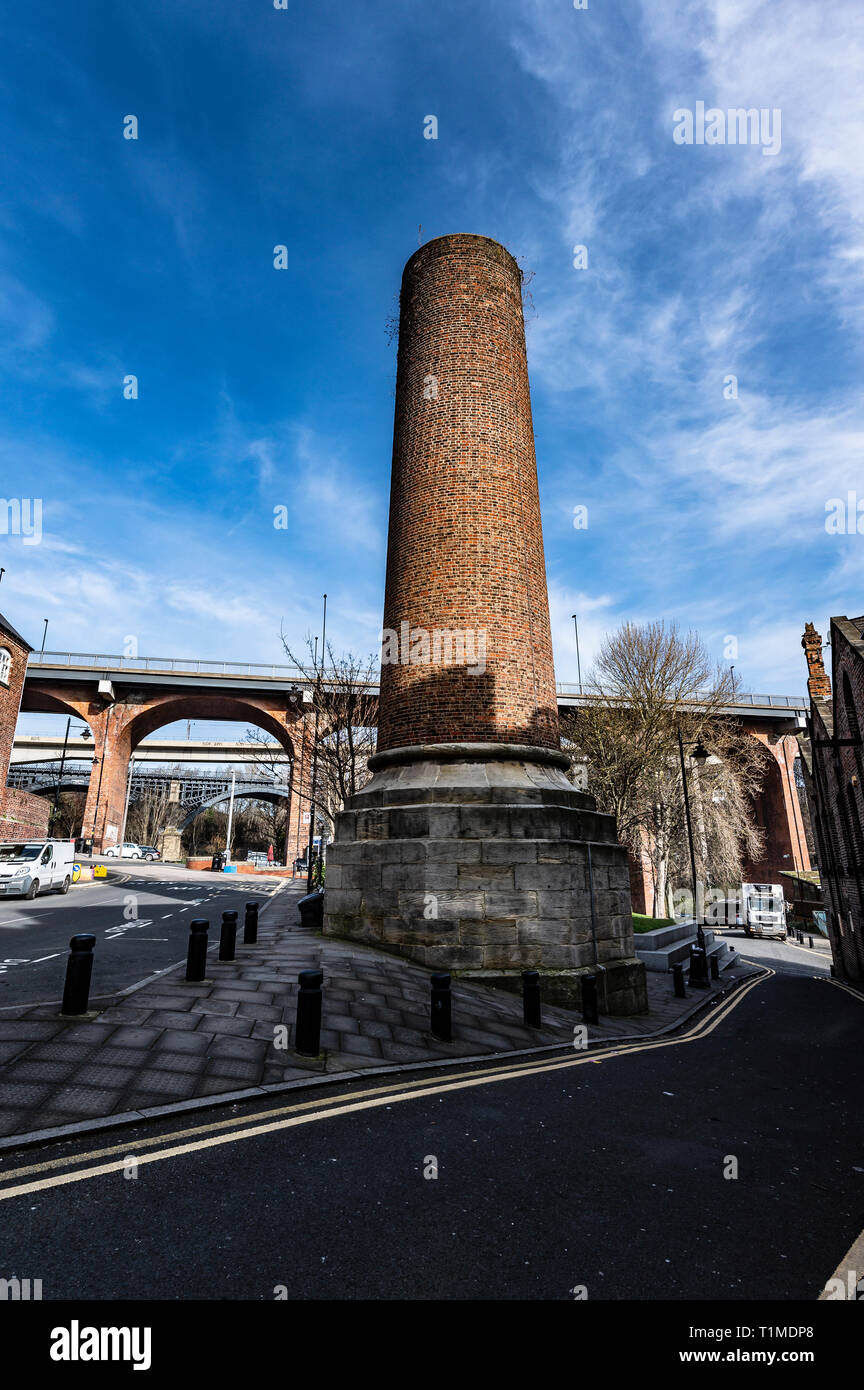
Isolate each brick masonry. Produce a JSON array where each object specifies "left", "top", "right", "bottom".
[
  {"left": 0, "top": 613, "right": 47, "bottom": 840},
  {"left": 800, "top": 617, "right": 864, "bottom": 985},
  {"left": 379, "top": 234, "right": 558, "bottom": 751},
  {"left": 0, "top": 786, "right": 50, "bottom": 839}
]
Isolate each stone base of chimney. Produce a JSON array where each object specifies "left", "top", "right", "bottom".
[{"left": 322, "top": 744, "right": 648, "bottom": 1016}]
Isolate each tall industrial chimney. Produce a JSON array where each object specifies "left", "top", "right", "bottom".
[{"left": 324, "top": 235, "right": 647, "bottom": 1015}]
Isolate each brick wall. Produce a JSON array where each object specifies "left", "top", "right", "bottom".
[
  {"left": 802, "top": 617, "right": 864, "bottom": 985},
  {"left": 0, "top": 787, "right": 50, "bottom": 840},
  {"left": 0, "top": 616, "right": 39, "bottom": 840},
  {"left": 378, "top": 234, "right": 559, "bottom": 753}
]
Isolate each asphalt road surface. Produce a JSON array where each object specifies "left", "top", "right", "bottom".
[
  {"left": 0, "top": 870, "right": 284, "bottom": 1009},
  {"left": 0, "top": 947, "right": 860, "bottom": 1301}
]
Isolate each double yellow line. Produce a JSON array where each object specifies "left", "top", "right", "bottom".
[{"left": 0, "top": 971, "right": 770, "bottom": 1204}]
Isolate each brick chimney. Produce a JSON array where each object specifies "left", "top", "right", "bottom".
[
  {"left": 802, "top": 622, "right": 831, "bottom": 700},
  {"left": 378, "top": 233, "right": 558, "bottom": 752},
  {"left": 322, "top": 235, "right": 647, "bottom": 1015}
]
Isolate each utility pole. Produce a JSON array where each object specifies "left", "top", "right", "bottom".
[
  {"left": 225, "top": 769, "right": 237, "bottom": 862},
  {"left": 571, "top": 614, "right": 583, "bottom": 695}
]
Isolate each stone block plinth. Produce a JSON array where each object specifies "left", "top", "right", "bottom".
[{"left": 323, "top": 744, "right": 648, "bottom": 1015}]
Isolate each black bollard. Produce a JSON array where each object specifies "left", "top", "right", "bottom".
[
  {"left": 185, "top": 918, "right": 209, "bottom": 982},
  {"left": 61, "top": 934, "right": 96, "bottom": 1016},
  {"left": 218, "top": 909, "right": 238, "bottom": 961},
  {"left": 672, "top": 961, "right": 686, "bottom": 998},
  {"left": 295, "top": 969, "right": 323, "bottom": 1056},
  {"left": 689, "top": 945, "right": 710, "bottom": 988},
  {"left": 581, "top": 973, "right": 599, "bottom": 1025},
  {"left": 298, "top": 891, "right": 324, "bottom": 931},
  {"left": 431, "top": 972, "right": 452, "bottom": 1042},
  {"left": 522, "top": 970, "right": 542, "bottom": 1028},
  {"left": 808, "top": 936, "right": 814, "bottom": 949},
  {"left": 710, "top": 954, "right": 720, "bottom": 980},
  {"left": 243, "top": 901, "right": 259, "bottom": 945}
]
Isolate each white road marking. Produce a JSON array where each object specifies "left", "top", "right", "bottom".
[{"left": 29, "top": 954, "right": 62, "bottom": 964}]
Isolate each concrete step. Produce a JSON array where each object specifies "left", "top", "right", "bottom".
[{"left": 636, "top": 920, "right": 738, "bottom": 974}]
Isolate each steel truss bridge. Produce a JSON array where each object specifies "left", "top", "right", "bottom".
[{"left": 6, "top": 763, "right": 292, "bottom": 830}]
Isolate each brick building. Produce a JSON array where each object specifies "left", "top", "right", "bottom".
[
  {"left": 0, "top": 611, "right": 50, "bottom": 840},
  {"left": 799, "top": 618, "right": 864, "bottom": 985}
]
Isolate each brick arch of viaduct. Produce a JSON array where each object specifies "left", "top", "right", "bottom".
[{"left": 21, "top": 682, "right": 316, "bottom": 853}]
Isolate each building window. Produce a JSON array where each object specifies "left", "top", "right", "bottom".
[{"left": 0, "top": 648, "right": 11, "bottom": 686}]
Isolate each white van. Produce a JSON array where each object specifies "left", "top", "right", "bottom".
[
  {"left": 741, "top": 883, "right": 787, "bottom": 938},
  {"left": 0, "top": 840, "right": 76, "bottom": 898}
]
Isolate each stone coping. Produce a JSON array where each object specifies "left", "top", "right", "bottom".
[{"left": 368, "top": 742, "right": 571, "bottom": 772}]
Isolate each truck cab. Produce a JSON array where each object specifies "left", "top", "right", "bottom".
[
  {"left": 741, "top": 882, "right": 787, "bottom": 938},
  {"left": 0, "top": 840, "right": 75, "bottom": 898}
]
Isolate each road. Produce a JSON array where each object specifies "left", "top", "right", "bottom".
[
  {"left": 0, "top": 867, "right": 285, "bottom": 1009},
  {"left": 0, "top": 939, "right": 860, "bottom": 1301}
]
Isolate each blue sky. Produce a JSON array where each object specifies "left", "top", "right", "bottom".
[{"left": 3, "top": 0, "right": 863, "bottom": 745}]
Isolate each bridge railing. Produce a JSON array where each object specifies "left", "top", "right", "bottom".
[
  {"left": 27, "top": 651, "right": 312, "bottom": 682},
  {"left": 26, "top": 652, "right": 806, "bottom": 710}
]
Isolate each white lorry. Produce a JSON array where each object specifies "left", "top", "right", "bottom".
[
  {"left": 741, "top": 883, "right": 787, "bottom": 938},
  {"left": 0, "top": 839, "right": 76, "bottom": 898}
]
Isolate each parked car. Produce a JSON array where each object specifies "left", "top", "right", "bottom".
[
  {"left": 137, "top": 846, "right": 160, "bottom": 862},
  {"left": 103, "top": 843, "right": 144, "bottom": 859},
  {"left": 247, "top": 851, "right": 269, "bottom": 867},
  {"left": 0, "top": 840, "right": 75, "bottom": 897}
]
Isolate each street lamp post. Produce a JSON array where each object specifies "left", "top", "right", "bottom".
[
  {"left": 49, "top": 717, "right": 72, "bottom": 834},
  {"left": 571, "top": 614, "right": 583, "bottom": 696},
  {"left": 118, "top": 757, "right": 136, "bottom": 854},
  {"left": 225, "top": 769, "right": 237, "bottom": 863},
  {"left": 677, "top": 727, "right": 710, "bottom": 951},
  {"left": 306, "top": 594, "right": 327, "bottom": 893},
  {"left": 50, "top": 719, "right": 91, "bottom": 837}
]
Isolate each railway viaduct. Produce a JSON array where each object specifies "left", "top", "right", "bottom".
[{"left": 6, "top": 649, "right": 811, "bottom": 894}]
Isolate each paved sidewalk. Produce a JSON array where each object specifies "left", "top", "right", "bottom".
[{"left": 0, "top": 884, "right": 760, "bottom": 1144}]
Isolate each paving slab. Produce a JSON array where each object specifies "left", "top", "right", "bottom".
[{"left": 0, "top": 881, "right": 762, "bottom": 1145}]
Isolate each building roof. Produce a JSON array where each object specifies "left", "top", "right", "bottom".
[{"left": 0, "top": 612, "right": 33, "bottom": 653}]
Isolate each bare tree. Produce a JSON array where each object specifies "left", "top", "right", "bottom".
[
  {"left": 561, "top": 621, "right": 768, "bottom": 915},
  {"left": 281, "top": 634, "right": 379, "bottom": 830},
  {"left": 126, "top": 771, "right": 177, "bottom": 847}
]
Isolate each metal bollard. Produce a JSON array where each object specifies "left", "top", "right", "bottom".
[
  {"left": 808, "top": 936, "right": 814, "bottom": 949},
  {"left": 185, "top": 918, "right": 209, "bottom": 982},
  {"left": 672, "top": 962, "right": 686, "bottom": 998},
  {"left": 298, "top": 891, "right": 324, "bottom": 931},
  {"left": 218, "top": 910, "right": 238, "bottom": 961},
  {"left": 295, "top": 969, "right": 323, "bottom": 1056},
  {"left": 581, "top": 973, "right": 599, "bottom": 1025},
  {"left": 61, "top": 935, "right": 96, "bottom": 1016},
  {"left": 243, "top": 901, "right": 259, "bottom": 945},
  {"left": 710, "top": 954, "right": 720, "bottom": 980},
  {"left": 522, "top": 970, "right": 542, "bottom": 1028},
  {"left": 431, "top": 972, "right": 452, "bottom": 1042},
  {"left": 689, "top": 945, "right": 710, "bottom": 988}
]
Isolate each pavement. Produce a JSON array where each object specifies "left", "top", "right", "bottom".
[
  {"left": 0, "top": 878, "right": 767, "bottom": 1145},
  {"left": 0, "top": 862, "right": 286, "bottom": 1008},
  {"left": 0, "top": 965, "right": 861, "bottom": 1302}
]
